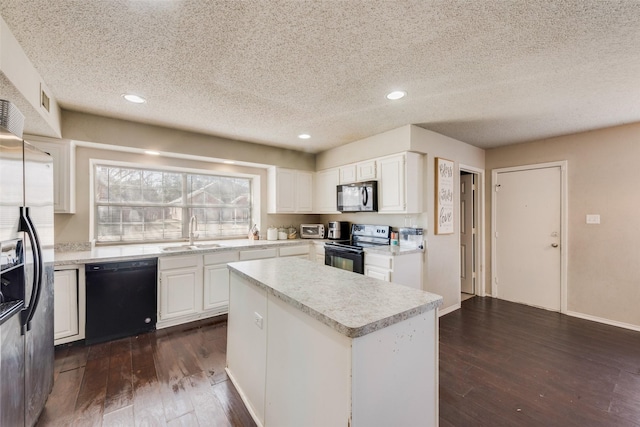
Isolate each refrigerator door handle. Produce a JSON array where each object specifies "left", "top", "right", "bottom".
[{"left": 19, "top": 206, "right": 42, "bottom": 332}]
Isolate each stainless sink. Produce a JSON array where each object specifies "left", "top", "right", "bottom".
[{"left": 162, "top": 243, "right": 220, "bottom": 252}]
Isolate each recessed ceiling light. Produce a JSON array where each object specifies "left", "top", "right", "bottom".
[
  {"left": 223, "top": 160, "right": 235, "bottom": 164},
  {"left": 386, "top": 90, "right": 406, "bottom": 100},
  {"left": 122, "top": 94, "right": 147, "bottom": 104},
  {"left": 298, "top": 134, "right": 311, "bottom": 139},
  {"left": 144, "top": 150, "right": 160, "bottom": 156}
]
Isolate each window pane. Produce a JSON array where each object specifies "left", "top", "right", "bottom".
[{"left": 94, "top": 164, "right": 251, "bottom": 243}]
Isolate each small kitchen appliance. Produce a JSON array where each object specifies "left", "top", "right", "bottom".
[
  {"left": 324, "top": 224, "right": 391, "bottom": 274},
  {"left": 399, "top": 227, "right": 424, "bottom": 250},
  {"left": 300, "top": 224, "right": 325, "bottom": 239},
  {"left": 336, "top": 181, "right": 378, "bottom": 212},
  {"left": 327, "top": 221, "right": 349, "bottom": 240}
]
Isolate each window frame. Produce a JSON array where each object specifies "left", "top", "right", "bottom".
[{"left": 90, "top": 159, "right": 260, "bottom": 245}]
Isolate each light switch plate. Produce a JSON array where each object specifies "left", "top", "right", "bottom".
[
  {"left": 586, "top": 214, "right": 600, "bottom": 224},
  {"left": 254, "top": 312, "right": 263, "bottom": 329}
]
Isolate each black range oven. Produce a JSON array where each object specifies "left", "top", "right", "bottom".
[{"left": 324, "top": 224, "right": 390, "bottom": 274}]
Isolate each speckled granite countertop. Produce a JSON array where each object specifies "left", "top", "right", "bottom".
[
  {"left": 54, "top": 239, "right": 325, "bottom": 266},
  {"left": 227, "top": 257, "right": 442, "bottom": 338}
]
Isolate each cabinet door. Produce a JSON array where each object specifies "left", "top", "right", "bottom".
[
  {"left": 364, "top": 265, "right": 391, "bottom": 282},
  {"left": 159, "top": 267, "right": 202, "bottom": 320},
  {"left": 26, "top": 138, "right": 75, "bottom": 213},
  {"left": 295, "top": 171, "right": 313, "bottom": 212},
  {"left": 314, "top": 168, "right": 340, "bottom": 213},
  {"left": 276, "top": 169, "right": 296, "bottom": 212},
  {"left": 53, "top": 269, "right": 79, "bottom": 340},
  {"left": 203, "top": 264, "right": 230, "bottom": 312},
  {"left": 357, "top": 160, "right": 377, "bottom": 181},
  {"left": 339, "top": 165, "right": 357, "bottom": 184},
  {"left": 378, "top": 154, "right": 406, "bottom": 213}
]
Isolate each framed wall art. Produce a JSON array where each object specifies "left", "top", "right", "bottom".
[{"left": 435, "top": 157, "right": 454, "bottom": 234}]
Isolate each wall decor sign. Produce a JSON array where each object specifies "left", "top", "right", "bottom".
[{"left": 435, "top": 157, "right": 454, "bottom": 234}]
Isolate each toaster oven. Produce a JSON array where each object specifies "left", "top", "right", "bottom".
[{"left": 300, "top": 224, "right": 325, "bottom": 239}]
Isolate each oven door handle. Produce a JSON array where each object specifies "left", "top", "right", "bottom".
[{"left": 325, "top": 245, "right": 363, "bottom": 255}]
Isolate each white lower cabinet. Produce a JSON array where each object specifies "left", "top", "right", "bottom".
[
  {"left": 203, "top": 251, "right": 240, "bottom": 313},
  {"left": 53, "top": 266, "right": 86, "bottom": 345},
  {"left": 157, "top": 249, "right": 257, "bottom": 329},
  {"left": 159, "top": 255, "right": 203, "bottom": 322},
  {"left": 278, "top": 244, "right": 310, "bottom": 260},
  {"left": 156, "top": 244, "right": 313, "bottom": 329},
  {"left": 363, "top": 265, "right": 390, "bottom": 281},
  {"left": 240, "top": 248, "right": 278, "bottom": 261},
  {"left": 364, "top": 251, "right": 423, "bottom": 289}
]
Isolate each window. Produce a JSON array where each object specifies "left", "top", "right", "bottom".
[{"left": 94, "top": 164, "right": 252, "bottom": 243}]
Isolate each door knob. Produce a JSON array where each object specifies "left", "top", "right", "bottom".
[{"left": 551, "top": 243, "right": 559, "bottom": 248}]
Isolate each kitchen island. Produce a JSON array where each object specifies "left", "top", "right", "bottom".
[{"left": 226, "top": 257, "right": 443, "bottom": 427}]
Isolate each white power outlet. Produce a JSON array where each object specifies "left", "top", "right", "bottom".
[
  {"left": 586, "top": 214, "right": 601, "bottom": 224},
  {"left": 254, "top": 312, "right": 263, "bottom": 329}
]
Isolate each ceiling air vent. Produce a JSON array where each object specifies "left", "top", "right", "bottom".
[
  {"left": 0, "top": 99, "right": 25, "bottom": 137},
  {"left": 40, "top": 84, "right": 50, "bottom": 113}
]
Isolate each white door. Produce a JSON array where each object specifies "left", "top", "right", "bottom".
[
  {"left": 494, "top": 165, "right": 562, "bottom": 311},
  {"left": 460, "top": 173, "right": 475, "bottom": 294}
]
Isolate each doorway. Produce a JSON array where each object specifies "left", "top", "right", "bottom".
[
  {"left": 459, "top": 165, "right": 484, "bottom": 303},
  {"left": 491, "top": 161, "right": 568, "bottom": 312}
]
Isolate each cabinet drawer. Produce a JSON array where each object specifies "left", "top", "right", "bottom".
[
  {"left": 159, "top": 255, "right": 200, "bottom": 270},
  {"left": 240, "top": 248, "right": 278, "bottom": 261},
  {"left": 364, "top": 253, "right": 393, "bottom": 269},
  {"left": 204, "top": 251, "right": 239, "bottom": 265},
  {"left": 279, "top": 245, "right": 310, "bottom": 257}
]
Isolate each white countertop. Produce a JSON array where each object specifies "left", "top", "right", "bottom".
[
  {"left": 54, "top": 238, "right": 324, "bottom": 265},
  {"left": 228, "top": 257, "right": 442, "bottom": 338}
]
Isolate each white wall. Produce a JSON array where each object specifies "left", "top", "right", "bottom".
[{"left": 485, "top": 122, "right": 640, "bottom": 329}]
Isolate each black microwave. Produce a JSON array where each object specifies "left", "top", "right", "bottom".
[{"left": 337, "top": 181, "right": 378, "bottom": 212}]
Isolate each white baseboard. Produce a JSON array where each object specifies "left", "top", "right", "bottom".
[
  {"left": 565, "top": 310, "right": 640, "bottom": 333},
  {"left": 438, "top": 303, "right": 461, "bottom": 317}
]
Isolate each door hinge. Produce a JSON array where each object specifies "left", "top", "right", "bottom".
[
  {"left": 494, "top": 277, "right": 499, "bottom": 284},
  {"left": 495, "top": 184, "right": 501, "bottom": 192},
  {"left": 495, "top": 231, "right": 499, "bottom": 238}
]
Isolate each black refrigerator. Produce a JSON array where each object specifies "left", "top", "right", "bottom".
[{"left": 0, "top": 100, "right": 55, "bottom": 426}]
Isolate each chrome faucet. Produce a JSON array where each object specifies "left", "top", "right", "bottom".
[{"left": 189, "top": 215, "right": 198, "bottom": 245}]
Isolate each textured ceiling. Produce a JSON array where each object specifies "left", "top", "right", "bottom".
[{"left": 1, "top": 1, "right": 640, "bottom": 153}]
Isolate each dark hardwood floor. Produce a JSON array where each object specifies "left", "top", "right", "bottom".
[
  {"left": 38, "top": 298, "right": 640, "bottom": 426},
  {"left": 37, "top": 315, "right": 256, "bottom": 427},
  {"left": 440, "top": 297, "right": 640, "bottom": 427}
]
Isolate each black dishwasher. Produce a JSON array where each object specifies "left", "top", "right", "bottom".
[{"left": 85, "top": 258, "right": 157, "bottom": 345}]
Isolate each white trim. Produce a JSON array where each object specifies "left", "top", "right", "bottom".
[
  {"left": 438, "top": 303, "right": 461, "bottom": 317},
  {"left": 566, "top": 311, "right": 640, "bottom": 333},
  {"left": 459, "top": 164, "right": 486, "bottom": 298},
  {"left": 75, "top": 139, "right": 272, "bottom": 169},
  {"left": 491, "top": 161, "right": 568, "bottom": 314}
]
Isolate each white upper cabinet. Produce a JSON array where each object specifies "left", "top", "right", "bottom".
[
  {"left": 339, "top": 159, "right": 377, "bottom": 184},
  {"left": 339, "top": 164, "right": 357, "bottom": 184},
  {"left": 268, "top": 167, "right": 313, "bottom": 213},
  {"left": 314, "top": 168, "right": 340, "bottom": 213},
  {"left": 25, "top": 136, "right": 76, "bottom": 213},
  {"left": 356, "top": 160, "right": 377, "bottom": 181},
  {"left": 377, "top": 152, "right": 422, "bottom": 214}
]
